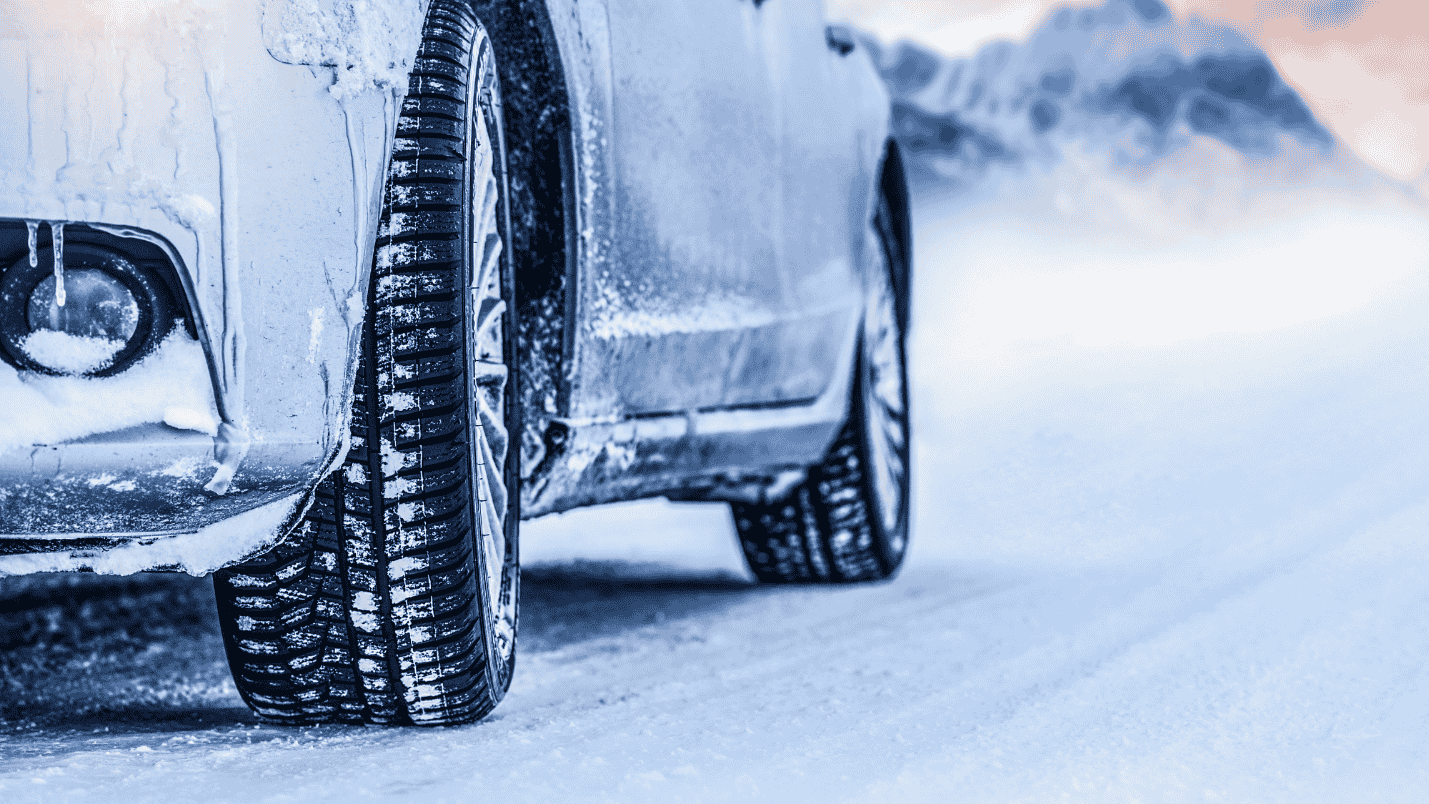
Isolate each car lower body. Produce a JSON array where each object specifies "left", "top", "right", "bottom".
[{"left": 0, "top": 0, "right": 913, "bottom": 725}]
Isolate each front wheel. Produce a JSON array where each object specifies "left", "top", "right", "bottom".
[
  {"left": 213, "top": 1, "right": 520, "bottom": 726},
  {"left": 732, "top": 187, "right": 911, "bottom": 583}
]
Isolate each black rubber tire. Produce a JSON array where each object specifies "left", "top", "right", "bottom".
[
  {"left": 213, "top": 1, "right": 521, "bottom": 726},
  {"left": 731, "top": 187, "right": 912, "bottom": 584}
]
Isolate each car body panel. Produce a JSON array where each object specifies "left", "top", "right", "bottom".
[
  {"left": 578, "top": 0, "right": 790, "bottom": 416},
  {"left": 0, "top": 0, "right": 893, "bottom": 571},
  {"left": 569, "top": 0, "right": 869, "bottom": 419},
  {"left": 0, "top": 0, "right": 407, "bottom": 539}
]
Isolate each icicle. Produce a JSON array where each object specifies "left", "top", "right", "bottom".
[
  {"left": 45, "top": 221, "right": 66, "bottom": 332},
  {"left": 51, "top": 221, "right": 65, "bottom": 308},
  {"left": 25, "top": 221, "right": 37, "bottom": 268}
]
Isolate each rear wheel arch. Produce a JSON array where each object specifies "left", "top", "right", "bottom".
[{"left": 731, "top": 159, "right": 913, "bottom": 584}]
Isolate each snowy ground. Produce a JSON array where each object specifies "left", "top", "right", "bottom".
[{"left": 5, "top": 184, "right": 1429, "bottom": 801}]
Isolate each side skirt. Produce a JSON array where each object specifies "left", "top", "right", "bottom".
[{"left": 521, "top": 319, "right": 858, "bottom": 517}]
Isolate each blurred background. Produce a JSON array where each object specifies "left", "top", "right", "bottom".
[{"left": 835, "top": 0, "right": 1429, "bottom": 184}]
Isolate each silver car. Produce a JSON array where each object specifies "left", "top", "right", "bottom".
[{"left": 0, "top": 0, "right": 911, "bottom": 725}]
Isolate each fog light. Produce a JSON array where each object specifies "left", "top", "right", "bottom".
[
  {"left": 0, "top": 241, "right": 177, "bottom": 377},
  {"left": 27, "top": 270, "right": 141, "bottom": 341}
]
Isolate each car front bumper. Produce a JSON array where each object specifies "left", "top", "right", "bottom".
[{"left": 0, "top": 0, "right": 421, "bottom": 564}]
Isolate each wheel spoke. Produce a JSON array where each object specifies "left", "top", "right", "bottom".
[
  {"left": 475, "top": 387, "right": 508, "bottom": 468},
  {"left": 474, "top": 297, "right": 506, "bottom": 357},
  {"left": 473, "top": 420, "right": 507, "bottom": 521},
  {"left": 475, "top": 206, "right": 501, "bottom": 288}
]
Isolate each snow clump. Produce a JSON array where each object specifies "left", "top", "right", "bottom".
[
  {"left": 19, "top": 330, "right": 125, "bottom": 374},
  {"left": 0, "top": 331, "right": 219, "bottom": 454},
  {"left": 261, "top": 0, "right": 426, "bottom": 100}
]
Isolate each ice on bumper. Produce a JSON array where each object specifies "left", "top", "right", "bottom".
[
  {"left": 0, "top": 0, "right": 403, "bottom": 543},
  {"left": 0, "top": 330, "right": 287, "bottom": 541},
  {"left": 0, "top": 492, "right": 302, "bottom": 576},
  {"left": 262, "top": 0, "right": 425, "bottom": 100}
]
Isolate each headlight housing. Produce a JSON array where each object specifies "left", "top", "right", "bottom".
[{"left": 0, "top": 222, "right": 186, "bottom": 377}]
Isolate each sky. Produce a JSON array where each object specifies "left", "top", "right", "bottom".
[{"left": 828, "top": 0, "right": 1429, "bottom": 182}]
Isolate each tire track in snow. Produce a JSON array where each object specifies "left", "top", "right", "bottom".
[{"left": 865, "top": 501, "right": 1429, "bottom": 803}]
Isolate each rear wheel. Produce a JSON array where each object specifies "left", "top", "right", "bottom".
[
  {"left": 213, "top": 1, "right": 519, "bottom": 726},
  {"left": 732, "top": 188, "right": 911, "bottom": 583}
]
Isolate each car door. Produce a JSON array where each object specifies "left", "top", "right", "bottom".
[
  {"left": 571, "top": 0, "right": 841, "bottom": 418},
  {"left": 763, "top": 0, "right": 868, "bottom": 395}
]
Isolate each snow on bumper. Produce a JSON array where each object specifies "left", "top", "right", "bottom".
[
  {"left": 0, "top": 492, "right": 303, "bottom": 575},
  {"left": 0, "top": 331, "right": 305, "bottom": 539},
  {"left": 0, "top": 0, "right": 418, "bottom": 558}
]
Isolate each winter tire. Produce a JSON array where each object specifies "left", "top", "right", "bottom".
[
  {"left": 732, "top": 186, "right": 911, "bottom": 583},
  {"left": 213, "top": 1, "right": 520, "bottom": 726}
]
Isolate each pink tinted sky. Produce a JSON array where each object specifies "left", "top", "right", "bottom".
[{"left": 829, "top": 0, "right": 1429, "bottom": 180}]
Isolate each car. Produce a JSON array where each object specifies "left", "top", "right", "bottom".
[{"left": 0, "top": 0, "right": 912, "bottom": 726}]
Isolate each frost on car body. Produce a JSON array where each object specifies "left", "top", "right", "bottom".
[
  {"left": 2, "top": 0, "right": 912, "bottom": 728},
  {"left": 0, "top": 0, "right": 903, "bottom": 600},
  {"left": 0, "top": 0, "right": 403, "bottom": 552}
]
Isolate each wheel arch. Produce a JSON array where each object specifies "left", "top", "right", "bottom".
[{"left": 472, "top": 0, "right": 575, "bottom": 485}]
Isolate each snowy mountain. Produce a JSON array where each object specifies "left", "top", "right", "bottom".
[{"left": 862, "top": 0, "right": 1343, "bottom": 192}]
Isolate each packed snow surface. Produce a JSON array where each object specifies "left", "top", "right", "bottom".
[{"left": 1, "top": 181, "right": 1427, "bottom": 799}]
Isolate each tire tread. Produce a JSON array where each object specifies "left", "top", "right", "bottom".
[{"left": 215, "top": 0, "right": 514, "bottom": 726}]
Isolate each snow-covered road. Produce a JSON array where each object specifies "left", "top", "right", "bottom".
[{"left": 4, "top": 187, "right": 1429, "bottom": 801}]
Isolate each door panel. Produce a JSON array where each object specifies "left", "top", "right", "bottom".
[
  {"left": 765, "top": 0, "right": 866, "bottom": 385},
  {"left": 571, "top": 0, "right": 850, "bottom": 418}
]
